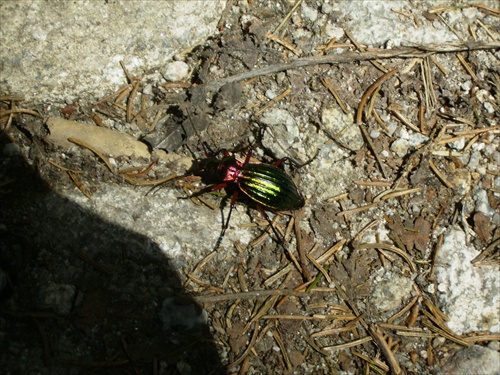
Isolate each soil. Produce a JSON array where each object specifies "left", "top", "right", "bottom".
[{"left": 1, "top": 1, "right": 499, "bottom": 375}]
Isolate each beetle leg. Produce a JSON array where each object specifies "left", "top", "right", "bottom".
[
  {"left": 256, "top": 204, "right": 286, "bottom": 248},
  {"left": 210, "top": 183, "right": 228, "bottom": 192},
  {"left": 244, "top": 149, "right": 253, "bottom": 163},
  {"left": 272, "top": 158, "right": 287, "bottom": 168},
  {"left": 214, "top": 190, "right": 239, "bottom": 250}
]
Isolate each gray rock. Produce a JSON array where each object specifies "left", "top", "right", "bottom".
[
  {"left": 0, "top": 1, "right": 225, "bottom": 104},
  {"left": 39, "top": 283, "right": 77, "bottom": 315},
  {"left": 437, "top": 345, "right": 500, "bottom": 375}
]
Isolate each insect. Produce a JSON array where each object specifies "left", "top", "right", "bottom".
[{"left": 187, "top": 147, "right": 305, "bottom": 250}]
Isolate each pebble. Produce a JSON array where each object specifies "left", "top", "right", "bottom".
[
  {"left": 39, "top": 283, "right": 77, "bottom": 315},
  {"left": 162, "top": 61, "right": 190, "bottom": 82},
  {"left": 367, "top": 268, "right": 414, "bottom": 318},
  {"left": 437, "top": 345, "right": 500, "bottom": 375},
  {"left": 435, "top": 228, "right": 500, "bottom": 335},
  {"left": 391, "top": 138, "right": 409, "bottom": 157},
  {"left": 301, "top": 3, "right": 318, "bottom": 22},
  {"left": 160, "top": 296, "right": 208, "bottom": 334},
  {"left": 2, "top": 142, "right": 21, "bottom": 156},
  {"left": 321, "top": 106, "right": 363, "bottom": 151}
]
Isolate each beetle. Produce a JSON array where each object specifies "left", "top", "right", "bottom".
[{"left": 186, "top": 147, "right": 305, "bottom": 250}]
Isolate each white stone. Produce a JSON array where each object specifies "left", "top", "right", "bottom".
[
  {"left": 162, "top": 61, "right": 190, "bottom": 82},
  {"left": 435, "top": 228, "right": 500, "bottom": 334},
  {"left": 302, "top": 2, "right": 318, "bottom": 22},
  {"left": 391, "top": 138, "right": 409, "bottom": 157},
  {"left": 321, "top": 106, "right": 363, "bottom": 151}
]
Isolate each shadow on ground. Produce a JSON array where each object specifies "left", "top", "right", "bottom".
[{"left": 0, "top": 137, "right": 226, "bottom": 374}]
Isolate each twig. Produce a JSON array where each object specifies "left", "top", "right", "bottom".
[
  {"left": 203, "top": 41, "right": 500, "bottom": 93},
  {"left": 72, "top": 248, "right": 113, "bottom": 275},
  {"left": 273, "top": 0, "right": 303, "bottom": 34},
  {"left": 344, "top": 29, "right": 387, "bottom": 73},
  {"left": 337, "top": 202, "right": 378, "bottom": 216},
  {"left": 369, "top": 326, "right": 402, "bottom": 375},
  {"left": 358, "top": 124, "right": 388, "bottom": 178},
  {"left": 0, "top": 108, "right": 44, "bottom": 122},
  {"left": 265, "top": 33, "right": 300, "bottom": 56},
  {"left": 356, "top": 68, "right": 400, "bottom": 123},
  {"left": 322, "top": 336, "right": 372, "bottom": 351},
  {"left": 68, "top": 171, "right": 93, "bottom": 199},
  {"left": 294, "top": 208, "right": 310, "bottom": 281},
  {"left": 428, "top": 159, "right": 454, "bottom": 188},
  {"left": 355, "top": 242, "right": 416, "bottom": 273},
  {"left": 194, "top": 288, "right": 331, "bottom": 303},
  {"left": 254, "top": 87, "right": 292, "bottom": 116},
  {"left": 322, "top": 77, "right": 349, "bottom": 114},
  {"left": 456, "top": 53, "right": 479, "bottom": 81},
  {"left": 67, "top": 137, "right": 115, "bottom": 173},
  {"left": 271, "top": 329, "right": 293, "bottom": 371},
  {"left": 226, "top": 322, "right": 260, "bottom": 370}
]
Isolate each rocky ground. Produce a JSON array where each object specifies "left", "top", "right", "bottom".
[{"left": 1, "top": 1, "right": 499, "bottom": 374}]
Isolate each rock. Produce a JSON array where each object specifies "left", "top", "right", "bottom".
[
  {"left": 437, "top": 345, "right": 500, "bottom": 375},
  {"left": 0, "top": 1, "right": 225, "bottom": 104},
  {"left": 321, "top": 106, "right": 363, "bottom": 151},
  {"left": 162, "top": 61, "right": 190, "bottom": 82},
  {"left": 435, "top": 228, "right": 500, "bottom": 334},
  {"left": 39, "top": 283, "right": 77, "bottom": 315}
]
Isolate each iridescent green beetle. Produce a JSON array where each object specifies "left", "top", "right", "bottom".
[{"left": 191, "top": 148, "right": 305, "bottom": 249}]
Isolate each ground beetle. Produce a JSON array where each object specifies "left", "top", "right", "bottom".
[{"left": 187, "top": 148, "right": 305, "bottom": 250}]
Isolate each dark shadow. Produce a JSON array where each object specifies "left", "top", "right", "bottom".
[{"left": 0, "top": 136, "right": 226, "bottom": 374}]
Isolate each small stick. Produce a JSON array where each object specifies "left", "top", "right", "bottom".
[
  {"left": 93, "top": 84, "right": 132, "bottom": 105},
  {"left": 366, "top": 84, "right": 382, "bottom": 119},
  {"left": 369, "top": 326, "right": 402, "bottom": 375},
  {"left": 322, "top": 77, "right": 349, "bottom": 114},
  {"left": 477, "top": 19, "right": 499, "bottom": 40},
  {"left": 67, "top": 137, "right": 115, "bottom": 173},
  {"left": 194, "top": 288, "right": 333, "bottom": 304},
  {"left": 254, "top": 87, "right": 292, "bottom": 116},
  {"left": 356, "top": 68, "right": 400, "bottom": 123},
  {"left": 428, "top": 159, "right": 454, "bottom": 188},
  {"left": 456, "top": 53, "right": 479, "bottom": 81},
  {"left": 354, "top": 180, "right": 391, "bottom": 187},
  {"left": 377, "top": 187, "right": 423, "bottom": 201},
  {"left": 127, "top": 79, "right": 141, "bottom": 123},
  {"left": 322, "top": 336, "right": 373, "bottom": 351},
  {"left": 0, "top": 108, "right": 44, "bottom": 118},
  {"left": 48, "top": 159, "right": 84, "bottom": 173},
  {"left": 389, "top": 104, "right": 423, "bottom": 133},
  {"left": 273, "top": 0, "right": 303, "bottom": 34},
  {"left": 265, "top": 33, "right": 300, "bottom": 56},
  {"left": 428, "top": 233, "right": 443, "bottom": 282},
  {"left": 355, "top": 242, "right": 416, "bottom": 273},
  {"left": 344, "top": 29, "right": 387, "bottom": 73},
  {"left": 306, "top": 254, "right": 331, "bottom": 284},
  {"left": 337, "top": 202, "right": 378, "bottom": 216},
  {"left": 120, "top": 60, "right": 134, "bottom": 83},
  {"left": 226, "top": 322, "right": 260, "bottom": 370},
  {"left": 72, "top": 247, "right": 113, "bottom": 275},
  {"left": 358, "top": 124, "right": 388, "bottom": 179},
  {"left": 294, "top": 208, "right": 310, "bottom": 281},
  {"left": 352, "top": 351, "right": 390, "bottom": 373},
  {"left": 68, "top": 171, "right": 93, "bottom": 199},
  {"left": 114, "top": 85, "right": 133, "bottom": 104}
]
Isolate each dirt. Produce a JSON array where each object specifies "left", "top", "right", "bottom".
[{"left": 1, "top": 1, "right": 499, "bottom": 375}]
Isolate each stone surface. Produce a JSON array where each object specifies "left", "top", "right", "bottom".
[
  {"left": 435, "top": 228, "right": 500, "bottom": 334},
  {"left": 437, "top": 345, "right": 500, "bottom": 375},
  {"left": 0, "top": 1, "right": 225, "bottom": 104}
]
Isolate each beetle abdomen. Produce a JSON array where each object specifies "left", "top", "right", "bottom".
[{"left": 239, "top": 163, "right": 305, "bottom": 211}]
